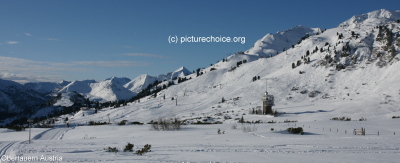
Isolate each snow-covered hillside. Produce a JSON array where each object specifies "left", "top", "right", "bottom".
[
  {"left": 56, "top": 78, "right": 134, "bottom": 102},
  {"left": 246, "top": 25, "right": 320, "bottom": 57},
  {"left": 61, "top": 9, "right": 400, "bottom": 125},
  {"left": 0, "top": 79, "right": 48, "bottom": 113},
  {"left": 169, "top": 66, "right": 192, "bottom": 80},
  {"left": 51, "top": 67, "right": 193, "bottom": 102},
  {"left": 124, "top": 74, "right": 157, "bottom": 93},
  {"left": 24, "top": 80, "right": 71, "bottom": 94}
]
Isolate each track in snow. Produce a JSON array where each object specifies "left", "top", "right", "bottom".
[
  {"left": 32, "top": 128, "right": 70, "bottom": 140},
  {"left": 0, "top": 141, "right": 17, "bottom": 156}
]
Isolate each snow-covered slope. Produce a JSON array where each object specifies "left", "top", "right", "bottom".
[
  {"left": 59, "top": 80, "right": 97, "bottom": 94},
  {"left": 246, "top": 25, "right": 319, "bottom": 57},
  {"left": 52, "top": 68, "right": 192, "bottom": 103},
  {"left": 340, "top": 9, "right": 400, "bottom": 27},
  {"left": 154, "top": 66, "right": 192, "bottom": 81},
  {"left": 64, "top": 9, "right": 400, "bottom": 125},
  {"left": 57, "top": 78, "right": 135, "bottom": 102},
  {"left": 170, "top": 66, "right": 192, "bottom": 79},
  {"left": 124, "top": 74, "right": 157, "bottom": 93},
  {"left": 24, "top": 80, "right": 71, "bottom": 94},
  {"left": 89, "top": 77, "right": 135, "bottom": 101},
  {"left": 0, "top": 79, "right": 47, "bottom": 113}
]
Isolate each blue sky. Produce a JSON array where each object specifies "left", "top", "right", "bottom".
[{"left": 0, "top": 0, "right": 399, "bottom": 83}]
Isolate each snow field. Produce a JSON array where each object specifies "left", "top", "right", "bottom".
[{"left": 1, "top": 119, "right": 400, "bottom": 162}]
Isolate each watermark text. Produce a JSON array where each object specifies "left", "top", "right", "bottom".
[{"left": 168, "top": 35, "right": 245, "bottom": 44}]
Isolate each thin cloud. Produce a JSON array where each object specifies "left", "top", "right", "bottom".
[
  {"left": 123, "top": 53, "right": 167, "bottom": 58},
  {"left": 5, "top": 41, "right": 19, "bottom": 45},
  {"left": 113, "top": 45, "right": 135, "bottom": 49},
  {"left": 25, "top": 33, "right": 32, "bottom": 36},
  {"left": 0, "top": 56, "right": 85, "bottom": 83},
  {"left": 0, "top": 72, "right": 60, "bottom": 84},
  {"left": 0, "top": 56, "right": 150, "bottom": 83},
  {"left": 42, "top": 38, "right": 61, "bottom": 41},
  {"left": 75, "top": 61, "right": 149, "bottom": 67}
]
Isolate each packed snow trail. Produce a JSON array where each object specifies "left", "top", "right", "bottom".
[
  {"left": 0, "top": 141, "right": 17, "bottom": 156},
  {"left": 0, "top": 128, "right": 70, "bottom": 158},
  {"left": 32, "top": 128, "right": 70, "bottom": 140}
]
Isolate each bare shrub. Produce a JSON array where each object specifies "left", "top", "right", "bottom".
[
  {"left": 231, "top": 123, "right": 238, "bottom": 129},
  {"left": 241, "top": 124, "right": 258, "bottom": 133},
  {"left": 149, "top": 117, "right": 182, "bottom": 131}
]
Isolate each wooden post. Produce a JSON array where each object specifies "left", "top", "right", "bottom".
[{"left": 27, "top": 119, "right": 33, "bottom": 144}]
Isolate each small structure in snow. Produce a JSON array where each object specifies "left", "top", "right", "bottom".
[{"left": 261, "top": 80, "right": 275, "bottom": 115}]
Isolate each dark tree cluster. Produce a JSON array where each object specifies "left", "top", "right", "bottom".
[{"left": 252, "top": 76, "right": 260, "bottom": 82}]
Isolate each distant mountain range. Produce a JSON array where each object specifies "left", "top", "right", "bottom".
[{"left": 23, "top": 66, "right": 192, "bottom": 103}]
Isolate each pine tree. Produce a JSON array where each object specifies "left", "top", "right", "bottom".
[
  {"left": 239, "top": 116, "right": 244, "bottom": 123},
  {"left": 196, "top": 68, "right": 201, "bottom": 77},
  {"left": 297, "top": 60, "right": 302, "bottom": 66}
]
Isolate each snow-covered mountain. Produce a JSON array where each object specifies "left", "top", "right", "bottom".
[
  {"left": 57, "top": 78, "right": 133, "bottom": 102},
  {"left": 246, "top": 25, "right": 320, "bottom": 57},
  {"left": 60, "top": 9, "right": 400, "bottom": 125},
  {"left": 24, "top": 80, "right": 71, "bottom": 94},
  {"left": 340, "top": 9, "right": 400, "bottom": 27},
  {"left": 0, "top": 79, "right": 48, "bottom": 114},
  {"left": 124, "top": 74, "right": 157, "bottom": 93},
  {"left": 89, "top": 77, "right": 135, "bottom": 101},
  {"left": 2, "top": 9, "right": 400, "bottom": 127},
  {"left": 155, "top": 66, "right": 192, "bottom": 81},
  {"left": 169, "top": 66, "right": 192, "bottom": 80},
  {"left": 52, "top": 67, "right": 192, "bottom": 102}
]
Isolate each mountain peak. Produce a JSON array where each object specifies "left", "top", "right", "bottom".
[
  {"left": 171, "top": 66, "right": 191, "bottom": 79},
  {"left": 124, "top": 74, "right": 157, "bottom": 93},
  {"left": 246, "top": 25, "right": 315, "bottom": 57},
  {"left": 104, "top": 76, "right": 131, "bottom": 85},
  {"left": 340, "top": 9, "right": 400, "bottom": 27},
  {"left": 174, "top": 66, "right": 189, "bottom": 72}
]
